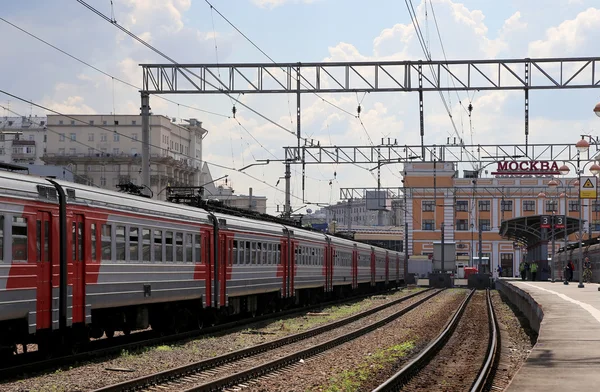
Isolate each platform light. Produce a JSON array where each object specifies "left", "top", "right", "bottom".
[
  {"left": 590, "top": 163, "right": 600, "bottom": 176},
  {"left": 576, "top": 137, "right": 590, "bottom": 154},
  {"left": 594, "top": 102, "right": 600, "bottom": 118},
  {"left": 559, "top": 192, "right": 567, "bottom": 198},
  {"left": 548, "top": 179, "right": 559, "bottom": 188},
  {"left": 537, "top": 191, "right": 546, "bottom": 199},
  {"left": 559, "top": 164, "right": 570, "bottom": 176}
]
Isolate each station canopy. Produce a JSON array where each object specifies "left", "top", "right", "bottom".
[{"left": 499, "top": 215, "right": 581, "bottom": 247}]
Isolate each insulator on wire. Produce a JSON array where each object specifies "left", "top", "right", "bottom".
[
  {"left": 334, "top": 171, "right": 337, "bottom": 178},
  {"left": 468, "top": 103, "right": 473, "bottom": 113},
  {"left": 357, "top": 105, "right": 362, "bottom": 117},
  {"left": 232, "top": 105, "right": 237, "bottom": 118}
]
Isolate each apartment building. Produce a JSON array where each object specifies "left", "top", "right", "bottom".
[
  {"left": 43, "top": 115, "right": 207, "bottom": 199},
  {"left": 0, "top": 116, "right": 47, "bottom": 165}
]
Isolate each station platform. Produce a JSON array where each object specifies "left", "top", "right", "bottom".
[{"left": 498, "top": 279, "right": 600, "bottom": 392}]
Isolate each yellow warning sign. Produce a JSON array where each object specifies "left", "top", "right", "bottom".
[
  {"left": 580, "top": 176, "right": 597, "bottom": 199},
  {"left": 583, "top": 178, "right": 595, "bottom": 188}
]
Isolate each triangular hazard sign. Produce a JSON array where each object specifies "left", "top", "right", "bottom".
[{"left": 583, "top": 178, "right": 595, "bottom": 188}]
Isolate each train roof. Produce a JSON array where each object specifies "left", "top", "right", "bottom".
[
  {"left": 52, "top": 178, "right": 212, "bottom": 224},
  {"left": 0, "top": 170, "right": 60, "bottom": 203}
]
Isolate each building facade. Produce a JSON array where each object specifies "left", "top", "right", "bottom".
[
  {"left": 43, "top": 115, "right": 206, "bottom": 199},
  {"left": 0, "top": 116, "right": 47, "bottom": 165},
  {"left": 205, "top": 184, "right": 268, "bottom": 214},
  {"left": 322, "top": 198, "right": 405, "bottom": 229},
  {"left": 404, "top": 161, "right": 591, "bottom": 277}
]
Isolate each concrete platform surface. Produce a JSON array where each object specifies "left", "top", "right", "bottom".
[{"left": 503, "top": 280, "right": 600, "bottom": 392}]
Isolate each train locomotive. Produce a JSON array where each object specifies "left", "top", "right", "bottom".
[{"left": 0, "top": 170, "right": 404, "bottom": 357}]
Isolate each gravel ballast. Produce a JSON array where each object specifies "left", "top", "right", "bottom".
[
  {"left": 1, "top": 288, "right": 424, "bottom": 392},
  {"left": 248, "top": 288, "right": 469, "bottom": 391}
]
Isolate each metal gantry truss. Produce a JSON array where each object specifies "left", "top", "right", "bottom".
[
  {"left": 339, "top": 186, "right": 583, "bottom": 200},
  {"left": 286, "top": 142, "right": 600, "bottom": 165},
  {"left": 141, "top": 57, "right": 600, "bottom": 94},
  {"left": 139, "top": 56, "right": 600, "bottom": 212}
]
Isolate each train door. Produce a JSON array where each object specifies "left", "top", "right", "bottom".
[
  {"left": 71, "top": 214, "right": 85, "bottom": 326},
  {"left": 385, "top": 251, "right": 389, "bottom": 285},
  {"left": 217, "top": 232, "right": 229, "bottom": 308},
  {"left": 323, "top": 240, "right": 332, "bottom": 293},
  {"left": 326, "top": 245, "right": 333, "bottom": 293},
  {"left": 352, "top": 245, "right": 358, "bottom": 289},
  {"left": 370, "top": 249, "right": 375, "bottom": 286},
  {"left": 36, "top": 211, "right": 53, "bottom": 331}
]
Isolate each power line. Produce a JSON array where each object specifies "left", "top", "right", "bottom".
[
  {"left": 204, "top": 0, "right": 356, "bottom": 119},
  {"left": 75, "top": 0, "right": 298, "bottom": 139},
  {"left": 404, "top": 0, "right": 478, "bottom": 165},
  {"left": 0, "top": 99, "right": 308, "bottom": 206},
  {"left": 0, "top": 17, "right": 230, "bottom": 119}
]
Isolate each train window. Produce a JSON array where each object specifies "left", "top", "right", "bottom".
[
  {"left": 130, "top": 227, "right": 139, "bottom": 262},
  {"left": 91, "top": 224, "right": 97, "bottom": 261},
  {"left": 245, "top": 242, "right": 251, "bottom": 264},
  {"left": 78, "top": 222, "right": 83, "bottom": 261},
  {"left": 44, "top": 221, "right": 49, "bottom": 262},
  {"left": 267, "top": 243, "right": 272, "bottom": 264},
  {"left": 256, "top": 243, "right": 262, "bottom": 264},
  {"left": 175, "top": 232, "right": 183, "bottom": 262},
  {"left": 154, "top": 230, "right": 163, "bottom": 262},
  {"left": 277, "top": 244, "right": 281, "bottom": 264},
  {"left": 101, "top": 224, "right": 112, "bottom": 261},
  {"left": 116, "top": 226, "right": 126, "bottom": 261},
  {"left": 12, "top": 216, "right": 27, "bottom": 262},
  {"left": 142, "top": 229, "right": 151, "bottom": 262},
  {"left": 194, "top": 234, "right": 201, "bottom": 263},
  {"left": 165, "top": 231, "right": 173, "bottom": 262},
  {"left": 232, "top": 240, "right": 238, "bottom": 264},
  {"left": 0, "top": 216, "right": 3, "bottom": 261},
  {"left": 186, "top": 234, "right": 193, "bottom": 262},
  {"left": 252, "top": 242, "right": 257, "bottom": 264},
  {"left": 262, "top": 243, "right": 267, "bottom": 264}
]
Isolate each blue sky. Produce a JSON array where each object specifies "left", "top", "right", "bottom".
[{"left": 2, "top": 0, "right": 600, "bottom": 214}]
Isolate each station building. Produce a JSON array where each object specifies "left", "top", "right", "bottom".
[{"left": 404, "top": 161, "right": 596, "bottom": 277}]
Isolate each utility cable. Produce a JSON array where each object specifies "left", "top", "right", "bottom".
[
  {"left": 76, "top": 0, "right": 298, "bottom": 139},
  {"left": 0, "top": 17, "right": 229, "bottom": 119}
]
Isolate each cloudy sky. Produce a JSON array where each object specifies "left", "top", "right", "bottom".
[{"left": 2, "top": 0, "right": 600, "bottom": 214}]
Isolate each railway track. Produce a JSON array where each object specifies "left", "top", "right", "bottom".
[
  {"left": 0, "top": 287, "right": 408, "bottom": 381},
  {"left": 92, "top": 288, "right": 442, "bottom": 392},
  {"left": 373, "top": 289, "right": 499, "bottom": 392}
]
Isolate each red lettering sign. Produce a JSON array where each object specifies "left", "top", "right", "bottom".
[{"left": 491, "top": 160, "right": 561, "bottom": 178}]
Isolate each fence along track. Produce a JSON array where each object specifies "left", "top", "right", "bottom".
[{"left": 93, "top": 288, "right": 438, "bottom": 392}]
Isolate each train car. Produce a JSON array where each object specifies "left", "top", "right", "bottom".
[
  {"left": 0, "top": 170, "right": 405, "bottom": 357},
  {"left": 552, "top": 240, "right": 600, "bottom": 282}
]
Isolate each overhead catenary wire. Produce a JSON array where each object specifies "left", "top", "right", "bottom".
[
  {"left": 404, "top": 0, "right": 478, "bottom": 165},
  {"left": 0, "top": 100, "right": 311, "bottom": 207},
  {"left": 76, "top": 0, "right": 298, "bottom": 139},
  {"left": 203, "top": 0, "right": 356, "bottom": 119},
  {"left": 0, "top": 17, "right": 229, "bottom": 119}
]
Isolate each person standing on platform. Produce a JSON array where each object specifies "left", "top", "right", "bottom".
[
  {"left": 497, "top": 265, "right": 502, "bottom": 279},
  {"left": 519, "top": 261, "right": 526, "bottom": 280},
  {"left": 531, "top": 262, "right": 538, "bottom": 281},
  {"left": 569, "top": 260, "right": 575, "bottom": 282}
]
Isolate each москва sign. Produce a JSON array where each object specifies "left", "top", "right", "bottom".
[{"left": 490, "top": 161, "right": 560, "bottom": 178}]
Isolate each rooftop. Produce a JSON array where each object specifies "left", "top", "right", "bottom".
[{"left": 0, "top": 116, "right": 47, "bottom": 130}]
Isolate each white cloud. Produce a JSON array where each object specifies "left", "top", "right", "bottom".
[
  {"left": 529, "top": 7, "right": 600, "bottom": 57},
  {"left": 251, "top": 0, "right": 320, "bottom": 9}
]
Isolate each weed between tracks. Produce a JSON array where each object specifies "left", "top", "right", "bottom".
[
  {"left": 317, "top": 341, "right": 415, "bottom": 392},
  {"left": 263, "top": 288, "right": 424, "bottom": 336}
]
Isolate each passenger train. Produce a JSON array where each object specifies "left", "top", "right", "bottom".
[
  {"left": 552, "top": 238, "right": 600, "bottom": 282},
  {"left": 0, "top": 170, "right": 404, "bottom": 357}
]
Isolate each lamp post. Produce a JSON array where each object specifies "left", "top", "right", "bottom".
[
  {"left": 543, "top": 178, "right": 560, "bottom": 282},
  {"left": 561, "top": 138, "right": 600, "bottom": 288},
  {"left": 557, "top": 169, "right": 581, "bottom": 284}
]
